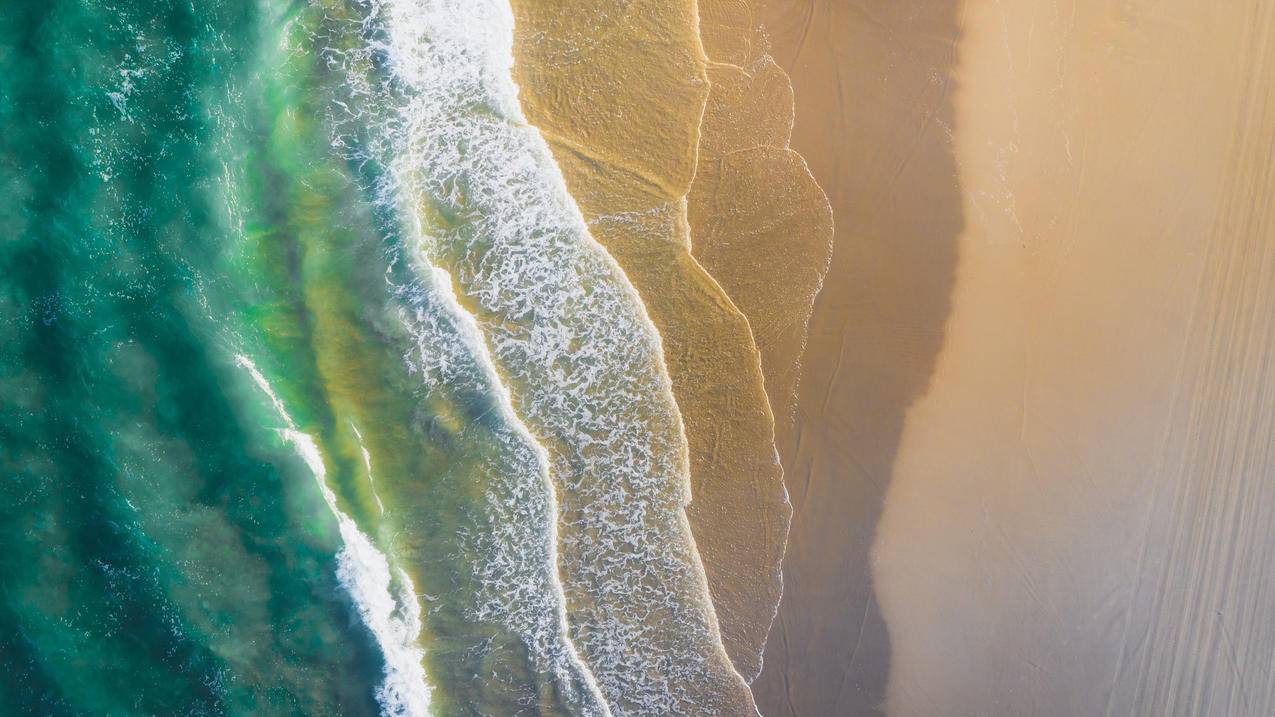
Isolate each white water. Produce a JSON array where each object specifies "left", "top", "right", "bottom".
[
  {"left": 349, "top": 423, "right": 386, "bottom": 515},
  {"left": 234, "top": 355, "right": 432, "bottom": 717},
  {"left": 395, "top": 266, "right": 611, "bottom": 715},
  {"left": 325, "top": 0, "right": 759, "bottom": 712}
]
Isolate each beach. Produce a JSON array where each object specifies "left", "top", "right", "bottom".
[
  {"left": 755, "top": 0, "right": 1275, "bottom": 715},
  {"left": 4, "top": 0, "right": 1273, "bottom": 714},
  {"left": 876, "top": 1, "right": 1275, "bottom": 714},
  {"left": 749, "top": 2, "right": 964, "bottom": 715}
]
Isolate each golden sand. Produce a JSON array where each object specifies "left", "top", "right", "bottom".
[
  {"left": 755, "top": 1, "right": 1275, "bottom": 714},
  {"left": 871, "top": 1, "right": 1275, "bottom": 714},
  {"left": 508, "top": 0, "right": 788, "bottom": 684}
]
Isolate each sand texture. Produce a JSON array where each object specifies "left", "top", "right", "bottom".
[
  {"left": 749, "top": 2, "right": 965, "bottom": 715},
  {"left": 873, "top": 0, "right": 1275, "bottom": 714},
  {"left": 509, "top": 0, "right": 789, "bottom": 684},
  {"left": 751, "top": 0, "right": 1275, "bottom": 715}
]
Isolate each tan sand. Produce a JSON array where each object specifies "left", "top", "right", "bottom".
[
  {"left": 686, "top": 0, "right": 840, "bottom": 689},
  {"left": 508, "top": 0, "right": 789, "bottom": 684},
  {"left": 748, "top": 2, "right": 965, "bottom": 715},
  {"left": 871, "top": 0, "right": 1275, "bottom": 715}
]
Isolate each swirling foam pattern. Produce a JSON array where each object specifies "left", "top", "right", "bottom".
[
  {"left": 0, "top": 0, "right": 759, "bottom": 714},
  {"left": 318, "top": 0, "right": 757, "bottom": 713}
]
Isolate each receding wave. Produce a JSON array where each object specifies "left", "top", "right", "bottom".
[
  {"left": 394, "top": 265, "right": 611, "bottom": 715},
  {"left": 507, "top": 0, "right": 796, "bottom": 682},
  {"left": 316, "top": 0, "right": 758, "bottom": 712}
]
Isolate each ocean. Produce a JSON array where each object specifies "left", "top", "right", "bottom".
[{"left": 0, "top": 0, "right": 753, "bottom": 715}]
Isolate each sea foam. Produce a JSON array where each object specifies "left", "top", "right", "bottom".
[
  {"left": 394, "top": 266, "right": 611, "bottom": 715},
  {"left": 322, "top": 0, "right": 759, "bottom": 712},
  {"left": 235, "top": 355, "right": 432, "bottom": 717}
]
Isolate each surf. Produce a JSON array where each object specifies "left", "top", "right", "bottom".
[
  {"left": 319, "top": 0, "right": 761, "bottom": 712},
  {"left": 235, "top": 355, "right": 432, "bottom": 717}
]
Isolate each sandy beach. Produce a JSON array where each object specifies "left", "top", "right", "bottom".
[
  {"left": 875, "top": 1, "right": 1275, "bottom": 714},
  {"left": 749, "top": 2, "right": 964, "bottom": 715},
  {"left": 754, "top": 0, "right": 1275, "bottom": 715}
]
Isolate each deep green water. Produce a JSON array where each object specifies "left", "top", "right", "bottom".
[{"left": 0, "top": 0, "right": 382, "bottom": 712}]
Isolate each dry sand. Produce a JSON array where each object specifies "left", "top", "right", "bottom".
[
  {"left": 754, "top": 0, "right": 1275, "bottom": 715},
  {"left": 874, "top": 1, "right": 1275, "bottom": 715},
  {"left": 508, "top": 0, "right": 789, "bottom": 685}
]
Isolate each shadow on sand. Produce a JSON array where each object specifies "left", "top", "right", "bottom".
[{"left": 751, "top": 2, "right": 965, "bottom": 715}]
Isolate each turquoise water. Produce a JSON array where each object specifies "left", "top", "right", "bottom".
[
  {"left": 0, "top": 0, "right": 755, "bottom": 714},
  {"left": 0, "top": 1, "right": 389, "bottom": 713}
]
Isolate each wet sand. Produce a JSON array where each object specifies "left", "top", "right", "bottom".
[
  {"left": 749, "top": 2, "right": 965, "bottom": 715},
  {"left": 689, "top": 1, "right": 834, "bottom": 450},
  {"left": 871, "top": 1, "right": 1275, "bottom": 716},
  {"left": 509, "top": 0, "right": 789, "bottom": 683}
]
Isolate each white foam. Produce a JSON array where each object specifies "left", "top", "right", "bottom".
[
  {"left": 350, "top": 422, "right": 386, "bottom": 515},
  {"left": 291, "top": 20, "right": 611, "bottom": 693},
  {"left": 235, "top": 355, "right": 432, "bottom": 717},
  {"left": 321, "top": 0, "right": 758, "bottom": 712},
  {"left": 395, "top": 265, "right": 611, "bottom": 716}
]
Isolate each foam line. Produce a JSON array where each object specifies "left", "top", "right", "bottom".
[
  {"left": 322, "top": 0, "right": 760, "bottom": 711},
  {"left": 235, "top": 355, "right": 432, "bottom": 717},
  {"left": 395, "top": 265, "right": 612, "bottom": 715}
]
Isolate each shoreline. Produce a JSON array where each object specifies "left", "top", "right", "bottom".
[
  {"left": 687, "top": 0, "right": 837, "bottom": 683},
  {"left": 507, "top": 0, "right": 783, "bottom": 696},
  {"left": 750, "top": 2, "right": 966, "bottom": 715}
]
